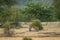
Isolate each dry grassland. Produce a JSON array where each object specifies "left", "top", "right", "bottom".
[{"left": 0, "top": 22, "right": 60, "bottom": 40}]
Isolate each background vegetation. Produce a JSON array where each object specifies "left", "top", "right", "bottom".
[{"left": 0, "top": 0, "right": 60, "bottom": 36}]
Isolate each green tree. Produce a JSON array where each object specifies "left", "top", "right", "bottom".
[
  {"left": 0, "top": 0, "right": 17, "bottom": 36},
  {"left": 0, "top": 0, "right": 17, "bottom": 23},
  {"left": 53, "top": 0, "right": 60, "bottom": 21},
  {"left": 0, "top": 0, "right": 17, "bottom": 6},
  {"left": 0, "top": 7, "right": 16, "bottom": 23},
  {"left": 21, "top": 2, "right": 54, "bottom": 22}
]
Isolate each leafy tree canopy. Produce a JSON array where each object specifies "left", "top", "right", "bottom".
[{"left": 21, "top": 2, "right": 54, "bottom": 22}]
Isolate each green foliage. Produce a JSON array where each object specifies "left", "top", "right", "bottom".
[
  {"left": 23, "top": 37, "right": 32, "bottom": 40},
  {"left": 53, "top": 0, "right": 60, "bottom": 21},
  {"left": 0, "top": 7, "right": 18, "bottom": 23},
  {"left": 3, "top": 21, "right": 15, "bottom": 37},
  {"left": 0, "top": 0, "right": 17, "bottom": 23},
  {"left": 21, "top": 2, "right": 54, "bottom": 22},
  {"left": 0, "top": 0, "right": 17, "bottom": 6},
  {"left": 54, "top": 0, "right": 60, "bottom": 9},
  {"left": 0, "top": 0, "right": 17, "bottom": 36},
  {"left": 30, "top": 19, "right": 43, "bottom": 30}
]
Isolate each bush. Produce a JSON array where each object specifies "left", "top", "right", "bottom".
[
  {"left": 24, "top": 22, "right": 28, "bottom": 25},
  {"left": 23, "top": 37, "right": 32, "bottom": 40},
  {"left": 30, "top": 19, "right": 43, "bottom": 30},
  {"left": 3, "top": 21, "right": 15, "bottom": 37}
]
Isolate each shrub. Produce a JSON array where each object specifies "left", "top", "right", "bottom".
[
  {"left": 11, "top": 22, "right": 22, "bottom": 28},
  {"left": 30, "top": 19, "right": 43, "bottom": 30},
  {"left": 23, "top": 37, "right": 32, "bottom": 40},
  {"left": 3, "top": 21, "right": 15, "bottom": 37},
  {"left": 24, "top": 22, "right": 28, "bottom": 25}
]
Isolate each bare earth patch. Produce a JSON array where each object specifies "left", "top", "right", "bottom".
[{"left": 0, "top": 37, "right": 60, "bottom": 40}]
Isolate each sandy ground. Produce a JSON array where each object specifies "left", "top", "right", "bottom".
[
  {"left": 0, "top": 37, "right": 60, "bottom": 40},
  {"left": 0, "top": 22, "right": 60, "bottom": 40}
]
